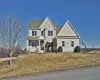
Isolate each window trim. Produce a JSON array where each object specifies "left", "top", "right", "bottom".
[
  {"left": 51, "top": 31, "right": 53, "bottom": 36},
  {"left": 41, "top": 31, "right": 44, "bottom": 36},
  {"left": 32, "top": 31, "right": 37, "bottom": 36},
  {"left": 35, "top": 31, "right": 37, "bottom": 36},
  {"left": 48, "top": 30, "right": 53, "bottom": 36},
  {"left": 32, "top": 42, "right": 36, "bottom": 47},
  {"left": 62, "top": 41, "right": 65, "bottom": 47},
  {"left": 71, "top": 41, "right": 74, "bottom": 47}
]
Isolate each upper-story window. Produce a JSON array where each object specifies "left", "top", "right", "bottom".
[
  {"left": 32, "top": 31, "right": 37, "bottom": 36},
  {"left": 71, "top": 41, "right": 74, "bottom": 47},
  {"left": 41, "top": 31, "right": 44, "bottom": 36},
  {"left": 48, "top": 30, "right": 53, "bottom": 36},
  {"left": 62, "top": 41, "right": 65, "bottom": 47}
]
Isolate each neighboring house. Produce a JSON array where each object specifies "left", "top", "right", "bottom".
[{"left": 27, "top": 16, "right": 80, "bottom": 53}]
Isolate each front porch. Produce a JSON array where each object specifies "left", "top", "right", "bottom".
[{"left": 27, "top": 36, "right": 45, "bottom": 53}]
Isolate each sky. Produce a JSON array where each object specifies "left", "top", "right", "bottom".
[{"left": 0, "top": 0, "right": 100, "bottom": 48}]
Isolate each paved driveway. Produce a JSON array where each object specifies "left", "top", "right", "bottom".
[{"left": 7, "top": 66, "right": 100, "bottom": 80}]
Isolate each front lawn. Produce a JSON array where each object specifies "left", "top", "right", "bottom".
[{"left": 0, "top": 53, "right": 100, "bottom": 79}]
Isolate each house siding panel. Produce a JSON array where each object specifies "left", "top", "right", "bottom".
[
  {"left": 29, "top": 30, "right": 41, "bottom": 37},
  {"left": 57, "top": 38, "right": 79, "bottom": 52}
]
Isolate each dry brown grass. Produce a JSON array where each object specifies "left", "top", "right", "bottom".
[{"left": 0, "top": 52, "right": 100, "bottom": 79}]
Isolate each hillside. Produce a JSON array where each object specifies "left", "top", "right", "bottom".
[{"left": 0, "top": 53, "right": 100, "bottom": 79}]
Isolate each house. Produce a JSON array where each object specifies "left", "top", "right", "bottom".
[{"left": 27, "top": 16, "right": 80, "bottom": 53}]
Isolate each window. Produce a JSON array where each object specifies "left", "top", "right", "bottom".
[
  {"left": 51, "top": 31, "right": 53, "bottom": 36},
  {"left": 32, "top": 31, "right": 37, "bottom": 36},
  {"left": 32, "top": 42, "right": 36, "bottom": 46},
  {"left": 41, "top": 31, "right": 44, "bottom": 36},
  {"left": 48, "top": 31, "right": 50, "bottom": 36},
  {"left": 71, "top": 41, "right": 74, "bottom": 47},
  {"left": 62, "top": 41, "right": 65, "bottom": 47},
  {"left": 48, "top": 30, "right": 53, "bottom": 36},
  {"left": 35, "top": 31, "right": 37, "bottom": 36}
]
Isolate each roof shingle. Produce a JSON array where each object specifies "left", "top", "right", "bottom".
[
  {"left": 56, "top": 26, "right": 62, "bottom": 35},
  {"left": 28, "top": 20, "right": 43, "bottom": 29}
]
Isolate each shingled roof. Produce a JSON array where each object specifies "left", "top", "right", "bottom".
[
  {"left": 27, "top": 36, "right": 39, "bottom": 40},
  {"left": 28, "top": 18, "right": 63, "bottom": 35},
  {"left": 56, "top": 26, "right": 62, "bottom": 35},
  {"left": 28, "top": 18, "right": 56, "bottom": 29},
  {"left": 28, "top": 20, "right": 43, "bottom": 29}
]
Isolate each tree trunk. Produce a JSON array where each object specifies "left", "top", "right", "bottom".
[{"left": 8, "top": 51, "right": 13, "bottom": 67}]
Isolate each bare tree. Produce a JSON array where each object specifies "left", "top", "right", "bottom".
[{"left": 0, "top": 14, "right": 25, "bottom": 66}]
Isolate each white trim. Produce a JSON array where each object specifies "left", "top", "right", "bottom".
[
  {"left": 38, "top": 36, "right": 45, "bottom": 40},
  {"left": 57, "top": 20, "right": 80, "bottom": 38},
  {"left": 39, "top": 16, "right": 57, "bottom": 29},
  {"left": 67, "top": 20, "right": 80, "bottom": 37}
]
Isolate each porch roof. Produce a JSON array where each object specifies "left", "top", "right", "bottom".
[{"left": 27, "top": 36, "right": 39, "bottom": 40}]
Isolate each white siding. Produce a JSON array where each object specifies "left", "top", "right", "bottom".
[
  {"left": 29, "top": 29, "right": 41, "bottom": 37},
  {"left": 57, "top": 38, "right": 79, "bottom": 52},
  {"left": 39, "top": 17, "right": 56, "bottom": 42},
  {"left": 27, "top": 40, "right": 39, "bottom": 52},
  {"left": 45, "top": 29, "right": 56, "bottom": 42},
  {"left": 57, "top": 22, "right": 77, "bottom": 37}
]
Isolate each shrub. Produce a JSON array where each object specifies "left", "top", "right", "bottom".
[
  {"left": 51, "top": 38, "right": 57, "bottom": 52},
  {"left": 45, "top": 41, "right": 50, "bottom": 52},
  {"left": 55, "top": 49, "right": 58, "bottom": 53},
  {"left": 58, "top": 46, "right": 63, "bottom": 52},
  {"left": 74, "top": 46, "right": 81, "bottom": 52}
]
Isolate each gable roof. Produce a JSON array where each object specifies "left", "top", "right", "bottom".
[
  {"left": 56, "top": 26, "right": 62, "bottom": 35},
  {"left": 67, "top": 20, "right": 79, "bottom": 37},
  {"left": 28, "top": 20, "right": 43, "bottom": 29},
  {"left": 57, "top": 20, "right": 80, "bottom": 37},
  {"left": 46, "top": 16, "right": 56, "bottom": 28},
  {"left": 39, "top": 16, "right": 56, "bottom": 29},
  {"left": 27, "top": 36, "right": 39, "bottom": 40},
  {"left": 28, "top": 18, "right": 56, "bottom": 29}
]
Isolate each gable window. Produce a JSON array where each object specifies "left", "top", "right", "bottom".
[
  {"left": 32, "top": 42, "right": 36, "bottom": 46},
  {"left": 71, "top": 41, "right": 74, "bottom": 47},
  {"left": 32, "top": 31, "right": 37, "bottom": 36},
  {"left": 48, "top": 31, "right": 50, "bottom": 36},
  {"left": 48, "top": 30, "right": 53, "bottom": 36},
  {"left": 62, "top": 41, "right": 65, "bottom": 47},
  {"left": 41, "top": 31, "right": 44, "bottom": 36},
  {"left": 51, "top": 31, "right": 53, "bottom": 36}
]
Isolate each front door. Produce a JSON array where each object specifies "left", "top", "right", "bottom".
[{"left": 40, "top": 41, "right": 44, "bottom": 50}]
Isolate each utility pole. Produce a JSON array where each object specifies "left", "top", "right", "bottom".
[{"left": 82, "top": 41, "right": 86, "bottom": 52}]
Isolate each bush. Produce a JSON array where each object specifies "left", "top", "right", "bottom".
[
  {"left": 51, "top": 38, "right": 57, "bottom": 52},
  {"left": 58, "top": 46, "right": 63, "bottom": 52},
  {"left": 45, "top": 41, "right": 50, "bottom": 52},
  {"left": 55, "top": 49, "right": 58, "bottom": 53},
  {"left": 74, "top": 46, "right": 81, "bottom": 52}
]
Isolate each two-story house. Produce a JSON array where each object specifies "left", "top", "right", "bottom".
[{"left": 27, "top": 16, "right": 80, "bottom": 53}]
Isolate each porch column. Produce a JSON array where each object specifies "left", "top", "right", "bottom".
[
  {"left": 27, "top": 40, "right": 29, "bottom": 50},
  {"left": 38, "top": 36, "right": 45, "bottom": 53},
  {"left": 38, "top": 40, "right": 40, "bottom": 53},
  {"left": 44, "top": 41, "right": 45, "bottom": 53}
]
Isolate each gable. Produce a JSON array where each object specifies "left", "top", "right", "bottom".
[
  {"left": 39, "top": 17, "right": 56, "bottom": 30},
  {"left": 57, "top": 20, "right": 79, "bottom": 37}
]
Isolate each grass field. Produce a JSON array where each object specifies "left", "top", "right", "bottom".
[{"left": 0, "top": 52, "right": 100, "bottom": 79}]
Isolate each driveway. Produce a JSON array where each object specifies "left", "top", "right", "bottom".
[
  {"left": 7, "top": 66, "right": 100, "bottom": 80},
  {"left": 0, "top": 57, "right": 17, "bottom": 62}
]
